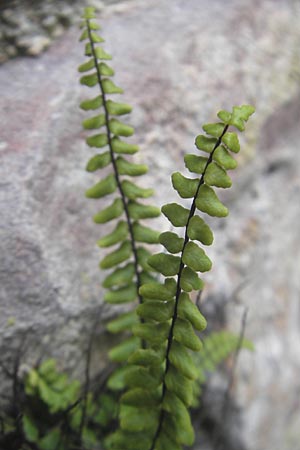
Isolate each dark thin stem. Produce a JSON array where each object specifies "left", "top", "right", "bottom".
[
  {"left": 196, "top": 289, "right": 203, "bottom": 309},
  {"left": 150, "top": 125, "right": 229, "bottom": 450},
  {"left": 78, "top": 308, "right": 102, "bottom": 443},
  {"left": 86, "top": 20, "right": 143, "bottom": 307}
]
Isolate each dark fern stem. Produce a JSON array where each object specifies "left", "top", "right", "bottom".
[
  {"left": 149, "top": 125, "right": 229, "bottom": 449},
  {"left": 86, "top": 18, "right": 143, "bottom": 306},
  {"left": 79, "top": 7, "right": 161, "bottom": 382}
]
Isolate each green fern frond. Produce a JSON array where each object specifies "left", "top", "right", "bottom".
[
  {"left": 113, "top": 105, "right": 254, "bottom": 450},
  {"left": 79, "top": 7, "right": 161, "bottom": 372}
]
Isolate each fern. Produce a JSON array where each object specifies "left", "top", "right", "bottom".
[
  {"left": 79, "top": 6, "right": 255, "bottom": 450},
  {"left": 103, "top": 104, "right": 254, "bottom": 450},
  {"left": 20, "top": 359, "right": 118, "bottom": 449},
  {"left": 79, "top": 6, "right": 161, "bottom": 388}
]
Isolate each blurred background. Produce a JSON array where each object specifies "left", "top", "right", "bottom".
[{"left": 0, "top": 0, "right": 300, "bottom": 449}]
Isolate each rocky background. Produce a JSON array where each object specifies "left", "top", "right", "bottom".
[{"left": 1, "top": 0, "right": 300, "bottom": 449}]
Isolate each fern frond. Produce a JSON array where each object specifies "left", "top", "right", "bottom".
[
  {"left": 79, "top": 7, "right": 160, "bottom": 374},
  {"left": 114, "top": 105, "right": 254, "bottom": 449}
]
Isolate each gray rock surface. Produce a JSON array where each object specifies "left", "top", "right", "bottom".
[
  {"left": 1, "top": 0, "right": 300, "bottom": 449},
  {"left": 0, "top": 0, "right": 129, "bottom": 63}
]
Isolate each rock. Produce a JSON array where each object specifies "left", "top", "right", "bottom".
[
  {"left": 0, "top": 0, "right": 129, "bottom": 62},
  {"left": 17, "top": 35, "right": 51, "bottom": 55},
  {"left": 42, "top": 15, "right": 58, "bottom": 32},
  {"left": 0, "top": 1, "right": 300, "bottom": 450}
]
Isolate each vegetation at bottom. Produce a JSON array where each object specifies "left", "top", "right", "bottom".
[
  {"left": 0, "top": 331, "right": 253, "bottom": 450},
  {"left": 0, "top": 6, "right": 255, "bottom": 450}
]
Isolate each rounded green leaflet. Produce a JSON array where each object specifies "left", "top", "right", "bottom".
[
  {"left": 229, "top": 105, "right": 255, "bottom": 131},
  {"left": 222, "top": 131, "right": 240, "bottom": 153},
  {"left": 105, "top": 430, "right": 152, "bottom": 450},
  {"left": 86, "top": 151, "right": 111, "bottom": 172},
  {"left": 102, "top": 78, "right": 123, "bottom": 94},
  {"left": 182, "top": 241, "right": 212, "bottom": 273},
  {"left": 80, "top": 72, "right": 98, "bottom": 87},
  {"left": 148, "top": 253, "right": 181, "bottom": 276},
  {"left": 159, "top": 231, "right": 184, "bottom": 254},
  {"left": 155, "top": 431, "right": 182, "bottom": 450},
  {"left": 90, "top": 32, "right": 105, "bottom": 43},
  {"left": 103, "top": 262, "right": 135, "bottom": 288},
  {"left": 100, "top": 240, "right": 132, "bottom": 269},
  {"left": 165, "top": 364, "right": 193, "bottom": 406},
  {"left": 140, "top": 271, "right": 157, "bottom": 286},
  {"left": 169, "top": 341, "right": 198, "bottom": 380},
  {"left": 92, "top": 46, "right": 112, "bottom": 60},
  {"left": 82, "top": 113, "right": 105, "bottom": 130},
  {"left": 184, "top": 154, "right": 208, "bottom": 174},
  {"left": 116, "top": 157, "right": 148, "bottom": 176},
  {"left": 86, "top": 133, "right": 108, "bottom": 148},
  {"left": 173, "top": 318, "right": 202, "bottom": 351},
  {"left": 107, "top": 100, "right": 132, "bottom": 116},
  {"left": 107, "top": 365, "right": 135, "bottom": 391},
  {"left": 97, "top": 220, "right": 128, "bottom": 247},
  {"left": 121, "top": 388, "right": 159, "bottom": 407},
  {"left": 136, "top": 300, "right": 174, "bottom": 322},
  {"left": 82, "top": 6, "right": 96, "bottom": 19},
  {"left": 85, "top": 173, "right": 116, "bottom": 198},
  {"left": 111, "top": 137, "right": 139, "bottom": 154},
  {"left": 132, "top": 222, "right": 160, "bottom": 244},
  {"left": 202, "top": 122, "right": 225, "bottom": 138},
  {"left": 121, "top": 180, "right": 153, "bottom": 199},
  {"left": 162, "top": 391, "right": 195, "bottom": 446},
  {"left": 171, "top": 172, "right": 199, "bottom": 198},
  {"left": 124, "top": 365, "right": 161, "bottom": 390},
  {"left": 109, "top": 336, "right": 140, "bottom": 363},
  {"left": 177, "top": 293, "right": 207, "bottom": 331},
  {"left": 80, "top": 95, "right": 103, "bottom": 110},
  {"left": 104, "top": 282, "right": 137, "bottom": 304},
  {"left": 98, "top": 62, "right": 114, "bottom": 76},
  {"left": 79, "top": 28, "right": 91, "bottom": 41},
  {"left": 136, "top": 247, "right": 154, "bottom": 272},
  {"left": 128, "top": 349, "right": 163, "bottom": 367},
  {"left": 106, "top": 310, "right": 138, "bottom": 333},
  {"left": 204, "top": 162, "right": 232, "bottom": 188},
  {"left": 213, "top": 145, "right": 237, "bottom": 170},
  {"left": 78, "top": 58, "right": 95, "bottom": 71},
  {"left": 110, "top": 119, "right": 134, "bottom": 137},
  {"left": 195, "top": 184, "right": 228, "bottom": 217},
  {"left": 86, "top": 21, "right": 100, "bottom": 31},
  {"left": 120, "top": 404, "right": 158, "bottom": 432},
  {"left": 217, "top": 109, "right": 232, "bottom": 124},
  {"left": 195, "top": 134, "right": 217, "bottom": 153},
  {"left": 187, "top": 215, "right": 213, "bottom": 245},
  {"left": 238, "top": 104, "right": 255, "bottom": 120},
  {"left": 93, "top": 198, "right": 124, "bottom": 223},
  {"left": 139, "top": 280, "right": 176, "bottom": 300},
  {"left": 132, "top": 322, "right": 170, "bottom": 345},
  {"left": 128, "top": 201, "right": 160, "bottom": 219},
  {"left": 180, "top": 266, "right": 204, "bottom": 292},
  {"left": 162, "top": 203, "right": 190, "bottom": 227}
]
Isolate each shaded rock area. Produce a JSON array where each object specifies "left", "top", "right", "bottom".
[
  {"left": 1, "top": 0, "right": 300, "bottom": 449},
  {"left": 0, "top": 0, "right": 129, "bottom": 63}
]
